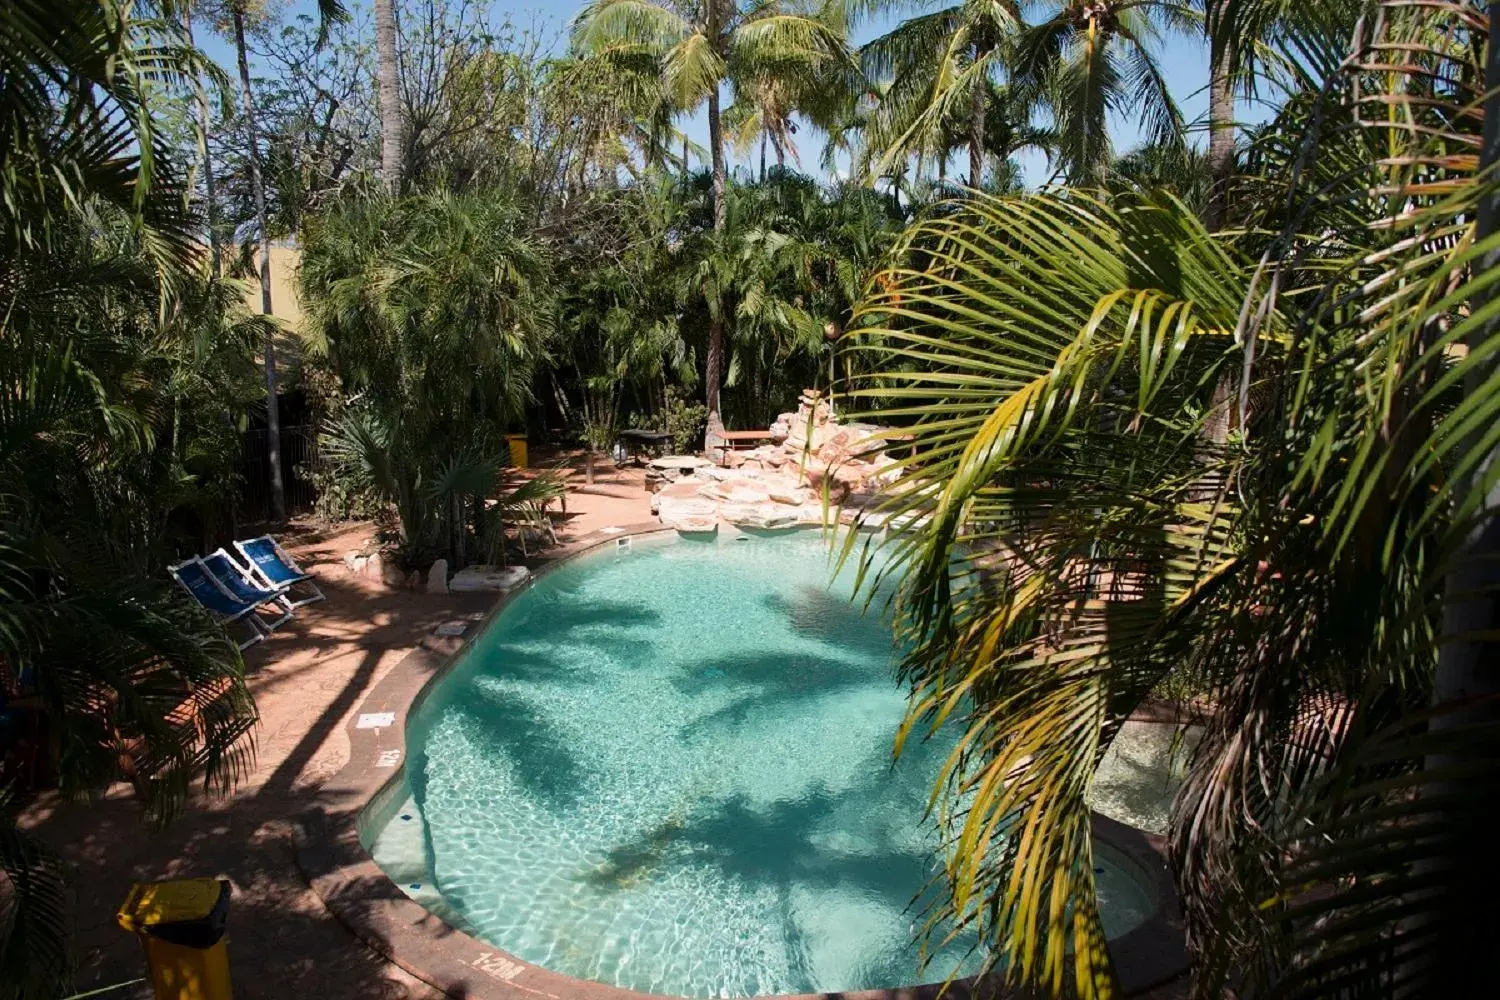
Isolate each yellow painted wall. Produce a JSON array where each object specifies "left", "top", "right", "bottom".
[{"left": 241, "top": 245, "right": 305, "bottom": 333}]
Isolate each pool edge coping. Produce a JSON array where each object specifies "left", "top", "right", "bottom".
[{"left": 296, "top": 521, "right": 1190, "bottom": 1000}]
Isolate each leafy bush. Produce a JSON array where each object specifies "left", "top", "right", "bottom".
[
  {"left": 303, "top": 456, "right": 387, "bottom": 523},
  {"left": 299, "top": 362, "right": 385, "bottom": 523},
  {"left": 631, "top": 387, "right": 706, "bottom": 453}
]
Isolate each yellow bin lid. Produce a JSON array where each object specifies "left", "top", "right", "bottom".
[{"left": 118, "top": 878, "right": 226, "bottom": 934}]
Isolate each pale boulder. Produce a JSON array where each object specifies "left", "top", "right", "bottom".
[
  {"left": 449, "top": 564, "right": 530, "bottom": 592},
  {"left": 674, "top": 517, "right": 719, "bottom": 536},
  {"left": 426, "top": 558, "right": 449, "bottom": 595},
  {"left": 724, "top": 481, "right": 771, "bottom": 505},
  {"left": 766, "top": 481, "right": 809, "bottom": 506}
]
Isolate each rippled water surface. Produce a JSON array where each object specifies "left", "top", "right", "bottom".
[{"left": 370, "top": 532, "right": 1156, "bottom": 997}]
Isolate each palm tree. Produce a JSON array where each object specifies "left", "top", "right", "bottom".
[
  {"left": 300, "top": 191, "right": 554, "bottom": 567},
  {"left": 179, "top": 2, "right": 224, "bottom": 276},
  {"left": 221, "top": 0, "right": 346, "bottom": 523},
  {"left": 1109, "top": 139, "right": 1211, "bottom": 211},
  {"left": 1, "top": 11, "right": 271, "bottom": 990},
  {"left": 0, "top": 0, "right": 202, "bottom": 263},
  {"left": 837, "top": 0, "right": 1497, "bottom": 995},
  {"left": 1205, "top": 0, "right": 1236, "bottom": 228},
  {"left": 727, "top": 76, "right": 799, "bottom": 178},
  {"left": 1014, "top": 0, "right": 1186, "bottom": 183},
  {"left": 226, "top": 3, "right": 287, "bottom": 521},
  {"left": 375, "top": 0, "right": 403, "bottom": 194},
  {"left": 572, "top": 0, "right": 851, "bottom": 444},
  {"left": 1199, "top": 0, "right": 1355, "bottom": 228},
  {"left": 858, "top": 0, "right": 1022, "bottom": 188}
]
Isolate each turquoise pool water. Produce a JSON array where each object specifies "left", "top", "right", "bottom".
[{"left": 368, "top": 531, "right": 1156, "bottom": 998}]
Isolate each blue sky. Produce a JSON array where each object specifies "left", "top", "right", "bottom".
[{"left": 200, "top": 0, "right": 1215, "bottom": 185}]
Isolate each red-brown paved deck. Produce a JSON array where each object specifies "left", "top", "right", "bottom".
[{"left": 19, "top": 457, "right": 656, "bottom": 1000}]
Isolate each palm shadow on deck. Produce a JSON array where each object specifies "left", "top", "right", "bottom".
[{"left": 21, "top": 540, "right": 494, "bottom": 1000}]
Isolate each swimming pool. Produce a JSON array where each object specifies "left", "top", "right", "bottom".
[{"left": 364, "top": 531, "right": 1164, "bottom": 997}]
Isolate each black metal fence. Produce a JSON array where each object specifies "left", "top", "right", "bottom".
[{"left": 238, "top": 424, "right": 318, "bottom": 522}]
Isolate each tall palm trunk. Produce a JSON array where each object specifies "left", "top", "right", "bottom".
[
  {"left": 1205, "top": 30, "right": 1235, "bottom": 230},
  {"left": 1203, "top": 29, "right": 1237, "bottom": 441},
  {"left": 968, "top": 49, "right": 987, "bottom": 188},
  {"left": 233, "top": 8, "right": 285, "bottom": 521},
  {"left": 183, "top": 4, "right": 220, "bottom": 277},
  {"left": 375, "top": 0, "right": 403, "bottom": 195},
  {"left": 705, "top": 74, "right": 728, "bottom": 446}
]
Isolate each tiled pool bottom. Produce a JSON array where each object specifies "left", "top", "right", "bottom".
[{"left": 363, "top": 532, "right": 1175, "bottom": 998}]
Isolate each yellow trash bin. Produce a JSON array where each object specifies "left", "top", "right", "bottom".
[
  {"left": 505, "top": 433, "right": 528, "bottom": 469},
  {"left": 117, "top": 878, "right": 233, "bottom": 1000}
]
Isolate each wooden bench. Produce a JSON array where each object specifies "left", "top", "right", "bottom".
[{"left": 715, "top": 429, "right": 776, "bottom": 464}]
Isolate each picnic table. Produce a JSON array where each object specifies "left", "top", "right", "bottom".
[{"left": 616, "top": 428, "right": 673, "bottom": 463}]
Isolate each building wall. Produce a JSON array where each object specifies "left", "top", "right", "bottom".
[{"left": 242, "top": 244, "right": 305, "bottom": 333}]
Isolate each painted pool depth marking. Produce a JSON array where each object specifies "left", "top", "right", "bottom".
[{"left": 368, "top": 532, "right": 1156, "bottom": 997}]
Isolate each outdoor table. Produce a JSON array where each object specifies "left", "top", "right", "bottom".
[{"left": 616, "top": 428, "right": 673, "bottom": 463}]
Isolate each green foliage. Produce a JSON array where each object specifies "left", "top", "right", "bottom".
[
  {"left": 0, "top": 0, "right": 211, "bottom": 268},
  {"left": 840, "top": 1, "right": 1499, "bottom": 997},
  {"left": 668, "top": 169, "right": 909, "bottom": 426},
  {"left": 0, "top": 6, "right": 273, "bottom": 992},
  {"left": 1013, "top": 1, "right": 1189, "bottom": 183},
  {"left": 0, "top": 211, "right": 265, "bottom": 813},
  {"left": 15, "top": 0, "right": 1484, "bottom": 996},
  {"left": 301, "top": 190, "right": 553, "bottom": 565},
  {"left": 299, "top": 364, "right": 387, "bottom": 522},
  {"left": 634, "top": 386, "right": 708, "bottom": 453}
]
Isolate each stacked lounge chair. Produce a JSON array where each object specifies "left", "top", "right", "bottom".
[
  {"left": 169, "top": 535, "right": 324, "bottom": 650},
  {"left": 234, "top": 535, "right": 325, "bottom": 608}
]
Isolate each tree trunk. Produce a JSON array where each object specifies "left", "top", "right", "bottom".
[
  {"left": 707, "top": 89, "right": 727, "bottom": 233},
  {"left": 184, "top": 5, "right": 220, "bottom": 277},
  {"left": 375, "top": 0, "right": 403, "bottom": 195},
  {"left": 969, "top": 50, "right": 987, "bottom": 189},
  {"left": 234, "top": 9, "right": 285, "bottom": 522},
  {"left": 760, "top": 132, "right": 767, "bottom": 181},
  {"left": 1205, "top": 30, "right": 1235, "bottom": 231},
  {"left": 452, "top": 495, "right": 466, "bottom": 569},
  {"left": 1202, "top": 31, "right": 1238, "bottom": 444},
  {"left": 704, "top": 81, "right": 728, "bottom": 448}
]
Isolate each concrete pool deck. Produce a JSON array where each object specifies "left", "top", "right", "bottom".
[{"left": 17, "top": 457, "right": 662, "bottom": 1000}]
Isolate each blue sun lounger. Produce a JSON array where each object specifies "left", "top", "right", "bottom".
[
  {"left": 202, "top": 549, "right": 295, "bottom": 625},
  {"left": 234, "top": 535, "right": 325, "bottom": 609},
  {"left": 169, "top": 557, "right": 275, "bottom": 651}
]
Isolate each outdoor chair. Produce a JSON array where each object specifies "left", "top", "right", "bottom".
[
  {"left": 514, "top": 500, "right": 559, "bottom": 559},
  {"left": 234, "top": 534, "right": 326, "bottom": 608},
  {"left": 202, "top": 549, "right": 296, "bottom": 627},
  {"left": 169, "top": 557, "right": 275, "bottom": 651}
]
